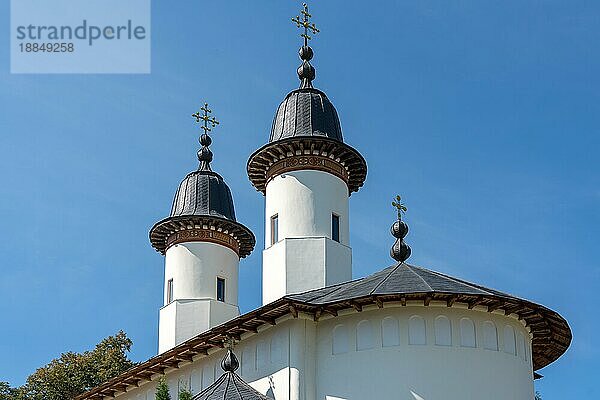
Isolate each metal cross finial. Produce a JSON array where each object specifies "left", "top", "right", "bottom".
[
  {"left": 224, "top": 336, "right": 235, "bottom": 350},
  {"left": 391, "top": 195, "right": 408, "bottom": 220},
  {"left": 192, "top": 103, "right": 220, "bottom": 134},
  {"left": 292, "top": 3, "right": 320, "bottom": 46}
]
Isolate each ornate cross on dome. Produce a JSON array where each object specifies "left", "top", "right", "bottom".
[
  {"left": 192, "top": 103, "right": 220, "bottom": 134},
  {"left": 292, "top": 3, "right": 320, "bottom": 46},
  {"left": 192, "top": 102, "right": 219, "bottom": 171},
  {"left": 390, "top": 194, "right": 411, "bottom": 262},
  {"left": 392, "top": 195, "right": 408, "bottom": 221}
]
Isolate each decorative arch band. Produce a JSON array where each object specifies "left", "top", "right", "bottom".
[
  {"left": 166, "top": 227, "right": 240, "bottom": 255},
  {"left": 266, "top": 154, "right": 348, "bottom": 186}
]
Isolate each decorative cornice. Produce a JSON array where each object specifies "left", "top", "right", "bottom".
[
  {"left": 266, "top": 154, "right": 348, "bottom": 186},
  {"left": 167, "top": 227, "right": 240, "bottom": 255},
  {"left": 76, "top": 289, "right": 571, "bottom": 400},
  {"left": 149, "top": 215, "right": 255, "bottom": 258},
  {"left": 247, "top": 137, "right": 367, "bottom": 195}
]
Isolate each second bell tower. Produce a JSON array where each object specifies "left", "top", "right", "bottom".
[
  {"left": 247, "top": 4, "right": 367, "bottom": 305},
  {"left": 150, "top": 103, "right": 255, "bottom": 353}
]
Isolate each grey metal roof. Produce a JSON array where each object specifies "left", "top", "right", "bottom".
[
  {"left": 170, "top": 170, "right": 236, "bottom": 221},
  {"left": 77, "top": 262, "right": 571, "bottom": 400},
  {"left": 193, "top": 350, "right": 269, "bottom": 400},
  {"left": 149, "top": 168, "right": 256, "bottom": 258},
  {"left": 192, "top": 373, "right": 269, "bottom": 400},
  {"left": 269, "top": 88, "right": 343, "bottom": 143},
  {"left": 286, "top": 263, "right": 520, "bottom": 304}
]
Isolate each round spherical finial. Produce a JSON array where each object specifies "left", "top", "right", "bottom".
[
  {"left": 391, "top": 239, "right": 411, "bottom": 262},
  {"left": 200, "top": 133, "right": 212, "bottom": 147},
  {"left": 221, "top": 349, "right": 239, "bottom": 372},
  {"left": 192, "top": 102, "right": 220, "bottom": 171},
  {"left": 297, "top": 61, "right": 316, "bottom": 88},
  {"left": 197, "top": 147, "right": 213, "bottom": 163},
  {"left": 390, "top": 194, "right": 411, "bottom": 263},
  {"left": 391, "top": 220, "right": 409, "bottom": 239},
  {"left": 299, "top": 45, "right": 314, "bottom": 61}
]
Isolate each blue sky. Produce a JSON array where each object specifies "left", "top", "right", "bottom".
[{"left": 0, "top": 1, "right": 598, "bottom": 398}]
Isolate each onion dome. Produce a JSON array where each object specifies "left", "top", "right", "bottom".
[
  {"left": 247, "top": 4, "right": 367, "bottom": 195},
  {"left": 269, "top": 87, "right": 343, "bottom": 142},
  {"left": 150, "top": 104, "right": 255, "bottom": 258},
  {"left": 170, "top": 170, "right": 236, "bottom": 221},
  {"left": 193, "top": 349, "right": 269, "bottom": 400}
]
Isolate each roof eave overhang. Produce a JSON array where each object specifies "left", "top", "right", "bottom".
[
  {"left": 149, "top": 215, "right": 256, "bottom": 258},
  {"left": 76, "top": 291, "right": 571, "bottom": 400},
  {"left": 247, "top": 136, "right": 367, "bottom": 195}
]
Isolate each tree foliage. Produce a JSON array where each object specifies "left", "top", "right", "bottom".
[
  {"left": 2, "top": 331, "right": 136, "bottom": 400},
  {"left": 178, "top": 385, "right": 192, "bottom": 400},
  {"left": 155, "top": 378, "right": 171, "bottom": 400}
]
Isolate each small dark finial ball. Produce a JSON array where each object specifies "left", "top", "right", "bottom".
[
  {"left": 299, "top": 45, "right": 314, "bottom": 61},
  {"left": 200, "top": 133, "right": 212, "bottom": 147},
  {"left": 221, "top": 349, "right": 239, "bottom": 372},
  {"left": 197, "top": 147, "right": 213, "bottom": 162},
  {"left": 390, "top": 241, "right": 411, "bottom": 262},
  {"left": 391, "top": 220, "right": 409, "bottom": 239},
  {"left": 297, "top": 61, "right": 316, "bottom": 81}
]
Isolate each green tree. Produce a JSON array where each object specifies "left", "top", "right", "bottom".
[
  {"left": 1, "top": 382, "right": 14, "bottom": 400},
  {"left": 155, "top": 378, "right": 171, "bottom": 400},
  {"left": 178, "top": 385, "right": 193, "bottom": 400},
  {"left": 2, "top": 331, "right": 136, "bottom": 400}
]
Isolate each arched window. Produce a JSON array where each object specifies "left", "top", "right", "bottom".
[
  {"left": 332, "top": 324, "right": 349, "bottom": 354},
  {"left": 460, "top": 318, "right": 476, "bottom": 348},
  {"left": 356, "top": 320, "right": 374, "bottom": 350},
  {"left": 256, "top": 340, "right": 269, "bottom": 369},
  {"left": 408, "top": 315, "right": 427, "bottom": 345},
  {"left": 202, "top": 364, "right": 214, "bottom": 389},
  {"left": 434, "top": 315, "right": 452, "bottom": 346},
  {"left": 503, "top": 325, "right": 516, "bottom": 355},
  {"left": 517, "top": 331, "right": 526, "bottom": 361},
  {"left": 525, "top": 335, "right": 531, "bottom": 365},
  {"left": 483, "top": 321, "right": 498, "bottom": 350},
  {"left": 381, "top": 316, "right": 400, "bottom": 347},
  {"left": 191, "top": 368, "right": 202, "bottom": 393},
  {"left": 241, "top": 347, "right": 254, "bottom": 376},
  {"left": 270, "top": 332, "right": 285, "bottom": 364},
  {"left": 214, "top": 363, "right": 220, "bottom": 382}
]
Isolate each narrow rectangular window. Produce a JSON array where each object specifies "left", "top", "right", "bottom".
[
  {"left": 166, "top": 279, "right": 174, "bottom": 304},
  {"left": 270, "top": 214, "right": 279, "bottom": 245},
  {"left": 217, "top": 277, "right": 226, "bottom": 302},
  {"left": 332, "top": 214, "right": 340, "bottom": 242}
]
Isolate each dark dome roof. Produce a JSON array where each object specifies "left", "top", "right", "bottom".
[
  {"left": 193, "top": 351, "right": 268, "bottom": 400},
  {"left": 170, "top": 170, "right": 236, "bottom": 221},
  {"left": 285, "top": 262, "right": 571, "bottom": 370},
  {"left": 269, "top": 88, "right": 343, "bottom": 142}
]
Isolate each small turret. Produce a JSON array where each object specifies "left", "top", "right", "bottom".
[
  {"left": 150, "top": 103, "right": 255, "bottom": 353},
  {"left": 247, "top": 3, "right": 367, "bottom": 305}
]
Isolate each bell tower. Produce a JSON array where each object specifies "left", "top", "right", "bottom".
[
  {"left": 150, "top": 103, "right": 255, "bottom": 353},
  {"left": 247, "top": 4, "right": 367, "bottom": 305}
]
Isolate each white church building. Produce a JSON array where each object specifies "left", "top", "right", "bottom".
[{"left": 77, "top": 5, "right": 571, "bottom": 400}]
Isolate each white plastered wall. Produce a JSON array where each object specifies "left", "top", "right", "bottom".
[
  {"left": 159, "top": 241, "right": 240, "bottom": 353},
  {"left": 263, "top": 170, "right": 352, "bottom": 304},
  {"left": 106, "top": 307, "right": 534, "bottom": 400},
  {"left": 315, "top": 305, "right": 534, "bottom": 400}
]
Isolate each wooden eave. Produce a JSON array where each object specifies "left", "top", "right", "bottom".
[{"left": 77, "top": 291, "right": 570, "bottom": 400}]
